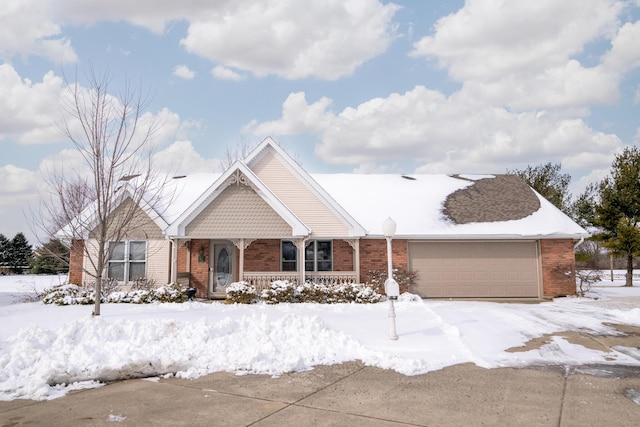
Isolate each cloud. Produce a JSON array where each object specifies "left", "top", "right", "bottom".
[
  {"left": 173, "top": 65, "right": 195, "bottom": 80},
  {"left": 180, "top": 0, "right": 400, "bottom": 79},
  {"left": 211, "top": 65, "right": 244, "bottom": 81},
  {"left": 153, "top": 140, "right": 222, "bottom": 174},
  {"left": 0, "top": 0, "right": 77, "bottom": 62},
  {"left": 409, "top": 0, "right": 631, "bottom": 110},
  {"left": 248, "top": 86, "right": 623, "bottom": 177},
  {"left": 0, "top": 64, "right": 66, "bottom": 144}
]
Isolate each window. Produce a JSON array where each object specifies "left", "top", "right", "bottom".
[
  {"left": 281, "top": 240, "right": 332, "bottom": 272},
  {"left": 305, "top": 240, "right": 332, "bottom": 271},
  {"left": 281, "top": 241, "right": 297, "bottom": 271},
  {"left": 108, "top": 241, "right": 146, "bottom": 282}
]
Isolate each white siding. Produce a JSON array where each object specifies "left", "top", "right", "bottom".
[
  {"left": 185, "top": 184, "right": 292, "bottom": 238},
  {"left": 147, "top": 239, "right": 171, "bottom": 284},
  {"left": 251, "top": 152, "right": 348, "bottom": 237}
]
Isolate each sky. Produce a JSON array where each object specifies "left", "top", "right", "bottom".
[
  {"left": 1, "top": 273, "right": 640, "bottom": 401},
  {"left": 1, "top": 0, "right": 640, "bottom": 245}
]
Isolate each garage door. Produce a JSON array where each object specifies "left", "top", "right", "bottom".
[{"left": 409, "top": 241, "right": 540, "bottom": 298}]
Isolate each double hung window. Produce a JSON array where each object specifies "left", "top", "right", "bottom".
[{"left": 108, "top": 241, "right": 146, "bottom": 282}]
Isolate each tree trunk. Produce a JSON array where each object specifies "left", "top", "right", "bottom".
[
  {"left": 625, "top": 254, "right": 633, "bottom": 287},
  {"left": 93, "top": 275, "right": 102, "bottom": 315}
]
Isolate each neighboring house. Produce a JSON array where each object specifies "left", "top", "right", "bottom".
[{"left": 67, "top": 138, "right": 589, "bottom": 299}]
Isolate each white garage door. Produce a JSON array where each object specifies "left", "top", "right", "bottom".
[{"left": 409, "top": 241, "right": 540, "bottom": 298}]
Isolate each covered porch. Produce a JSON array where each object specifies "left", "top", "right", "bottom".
[{"left": 170, "top": 237, "right": 361, "bottom": 298}]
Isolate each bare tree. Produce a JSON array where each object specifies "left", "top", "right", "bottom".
[
  {"left": 218, "top": 137, "right": 257, "bottom": 171},
  {"left": 42, "top": 68, "right": 173, "bottom": 316}
]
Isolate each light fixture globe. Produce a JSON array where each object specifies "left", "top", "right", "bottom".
[{"left": 382, "top": 217, "right": 397, "bottom": 238}]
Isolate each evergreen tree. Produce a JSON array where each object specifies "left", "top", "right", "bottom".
[
  {"left": 31, "top": 239, "right": 70, "bottom": 274},
  {"left": 0, "top": 234, "right": 9, "bottom": 271},
  {"left": 593, "top": 146, "right": 640, "bottom": 287},
  {"left": 509, "top": 163, "right": 572, "bottom": 215},
  {"left": 8, "top": 232, "right": 32, "bottom": 274}
]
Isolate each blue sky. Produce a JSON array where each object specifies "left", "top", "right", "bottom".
[{"left": 1, "top": 0, "right": 639, "bottom": 244}]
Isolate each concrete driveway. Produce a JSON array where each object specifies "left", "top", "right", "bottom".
[{"left": 2, "top": 359, "right": 640, "bottom": 426}]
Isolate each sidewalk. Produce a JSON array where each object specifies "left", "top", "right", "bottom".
[{"left": 2, "top": 360, "right": 640, "bottom": 426}]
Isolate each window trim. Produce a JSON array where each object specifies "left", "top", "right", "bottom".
[{"left": 107, "top": 240, "right": 147, "bottom": 283}]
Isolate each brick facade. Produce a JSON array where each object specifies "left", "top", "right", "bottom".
[
  {"left": 189, "top": 239, "right": 210, "bottom": 298},
  {"left": 359, "top": 238, "right": 408, "bottom": 278},
  {"left": 69, "top": 239, "right": 84, "bottom": 285},
  {"left": 244, "top": 239, "right": 281, "bottom": 271},
  {"left": 540, "top": 239, "right": 576, "bottom": 297}
]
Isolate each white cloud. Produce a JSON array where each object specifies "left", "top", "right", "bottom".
[
  {"left": 2, "top": 1, "right": 398, "bottom": 80},
  {"left": 173, "top": 65, "right": 195, "bottom": 80},
  {"left": 181, "top": 0, "right": 400, "bottom": 79},
  {"left": 211, "top": 65, "right": 244, "bottom": 81},
  {"left": 409, "top": 0, "right": 629, "bottom": 110},
  {"left": 248, "top": 86, "right": 623, "bottom": 178},
  {"left": 153, "top": 140, "right": 222, "bottom": 175},
  {"left": 0, "top": 0, "right": 77, "bottom": 62},
  {"left": 0, "top": 64, "right": 66, "bottom": 144}
]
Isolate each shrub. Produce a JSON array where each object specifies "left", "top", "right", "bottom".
[
  {"left": 41, "top": 284, "right": 100, "bottom": 305},
  {"left": 296, "top": 281, "right": 330, "bottom": 303},
  {"left": 261, "top": 280, "right": 296, "bottom": 304},
  {"left": 364, "top": 267, "right": 418, "bottom": 295},
  {"left": 41, "top": 283, "right": 190, "bottom": 305},
  {"left": 130, "top": 277, "right": 157, "bottom": 291},
  {"left": 226, "top": 281, "right": 258, "bottom": 304},
  {"left": 329, "top": 282, "right": 382, "bottom": 304}
]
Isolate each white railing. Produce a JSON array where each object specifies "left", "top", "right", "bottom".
[{"left": 242, "top": 271, "right": 357, "bottom": 291}]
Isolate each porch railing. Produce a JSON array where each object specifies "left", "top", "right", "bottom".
[{"left": 241, "top": 271, "right": 358, "bottom": 291}]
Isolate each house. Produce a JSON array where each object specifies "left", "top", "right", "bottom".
[{"left": 67, "top": 137, "right": 589, "bottom": 299}]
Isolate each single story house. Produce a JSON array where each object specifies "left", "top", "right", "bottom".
[{"left": 67, "top": 137, "right": 589, "bottom": 299}]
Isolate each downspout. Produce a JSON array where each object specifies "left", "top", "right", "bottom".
[{"left": 573, "top": 236, "right": 584, "bottom": 249}]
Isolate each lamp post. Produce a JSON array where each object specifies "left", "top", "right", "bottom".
[{"left": 382, "top": 217, "right": 399, "bottom": 340}]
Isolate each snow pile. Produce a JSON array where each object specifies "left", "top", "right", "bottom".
[{"left": 1, "top": 275, "right": 640, "bottom": 401}]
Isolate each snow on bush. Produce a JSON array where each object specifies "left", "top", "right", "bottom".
[
  {"left": 229, "top": 281, "right": 382, "bottom": 304},
  {"left": 41, "top": 283, "right": 188, "bottom": 305},
  {"left": 261, "top": 280, "right": 296, "bottom": 304},
  {"left": 226, "top": 281, "right": 258, "bottom": 304}
]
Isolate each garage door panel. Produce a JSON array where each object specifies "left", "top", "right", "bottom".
[{"left": 409, "top": 241, "right": 540, "bottom": 298}]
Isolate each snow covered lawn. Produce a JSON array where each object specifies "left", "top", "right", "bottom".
[{"left": 1, "top": 274, "right": 639, "bottom": 401}]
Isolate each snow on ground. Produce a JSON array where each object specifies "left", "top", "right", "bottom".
[{"left": 1, "top": 273, "right": 640, "bottom": 401}]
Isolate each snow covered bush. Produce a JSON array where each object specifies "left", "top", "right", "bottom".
[
  {"left": 365, "top": 267, "right": 417, "bottom": 295},
  {"left": 261, "top": 280, "right": 296, "bottom": 304},
  {"left": 41, "top": 284, "right": 100, "bottom": 305},
  {"left": 41, "top": 283, "right": 189, "bottom": 305},
  {"left": 328, "top": 282, "right": 382, "bottom": 304},
  {"left": 226, "top": 281, "right": 258, "bottom": 304},
  {"left": 296, "top": 281, "right": 331, "bottom": 303}
]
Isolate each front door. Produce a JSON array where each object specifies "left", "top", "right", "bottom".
[{"left": 210, "top": 241, "right": 234, "bottom": 294}]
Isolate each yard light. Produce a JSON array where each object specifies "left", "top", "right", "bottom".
[{"left": 382, "top": 217, "right": 399, "bottom": 340}]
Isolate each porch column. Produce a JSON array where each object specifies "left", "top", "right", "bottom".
[
  {"left": 355, "top": 238, "right": 360, "bottom": 283},
  {"left": 230, "top": 239, "right": 255, "bottom": 283},
  {"left": 170, "top": 238, "right": 178, "bottom": 284},
  {"left": 239, "top": 238, "right": 244, "bottom": 282},
  {"left": 293, "top": 238, "right": 307, "bottom": 285}
]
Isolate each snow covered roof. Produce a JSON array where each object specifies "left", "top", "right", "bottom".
[{"left": 311, "top": 173, "right": 589, "bottom": 239}]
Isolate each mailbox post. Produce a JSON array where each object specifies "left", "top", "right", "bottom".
[{"left": 382, "top": 217, "right": 399, "bottom": 340}]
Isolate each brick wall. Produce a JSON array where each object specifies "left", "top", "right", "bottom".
[
  {"left": 177, "top": 243, "right": 188, "bottom": 272},
  {"left": 244, "top": 239, "right": 281, "bottom": 271},
  {"left": 359, "top": 238, "right": 408, "bottom": 278},
  {"left": 190, "top": 239, "right": 210, "bottom": 297},
  {"left": 333, "top": 239, "right": 354, "bottom": 271},
  {"left": 540, "top": 239, "right": 576, "bottom": 297},
  {"left": 69, "top": 239, "right": 84, "bottom": 284}
]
